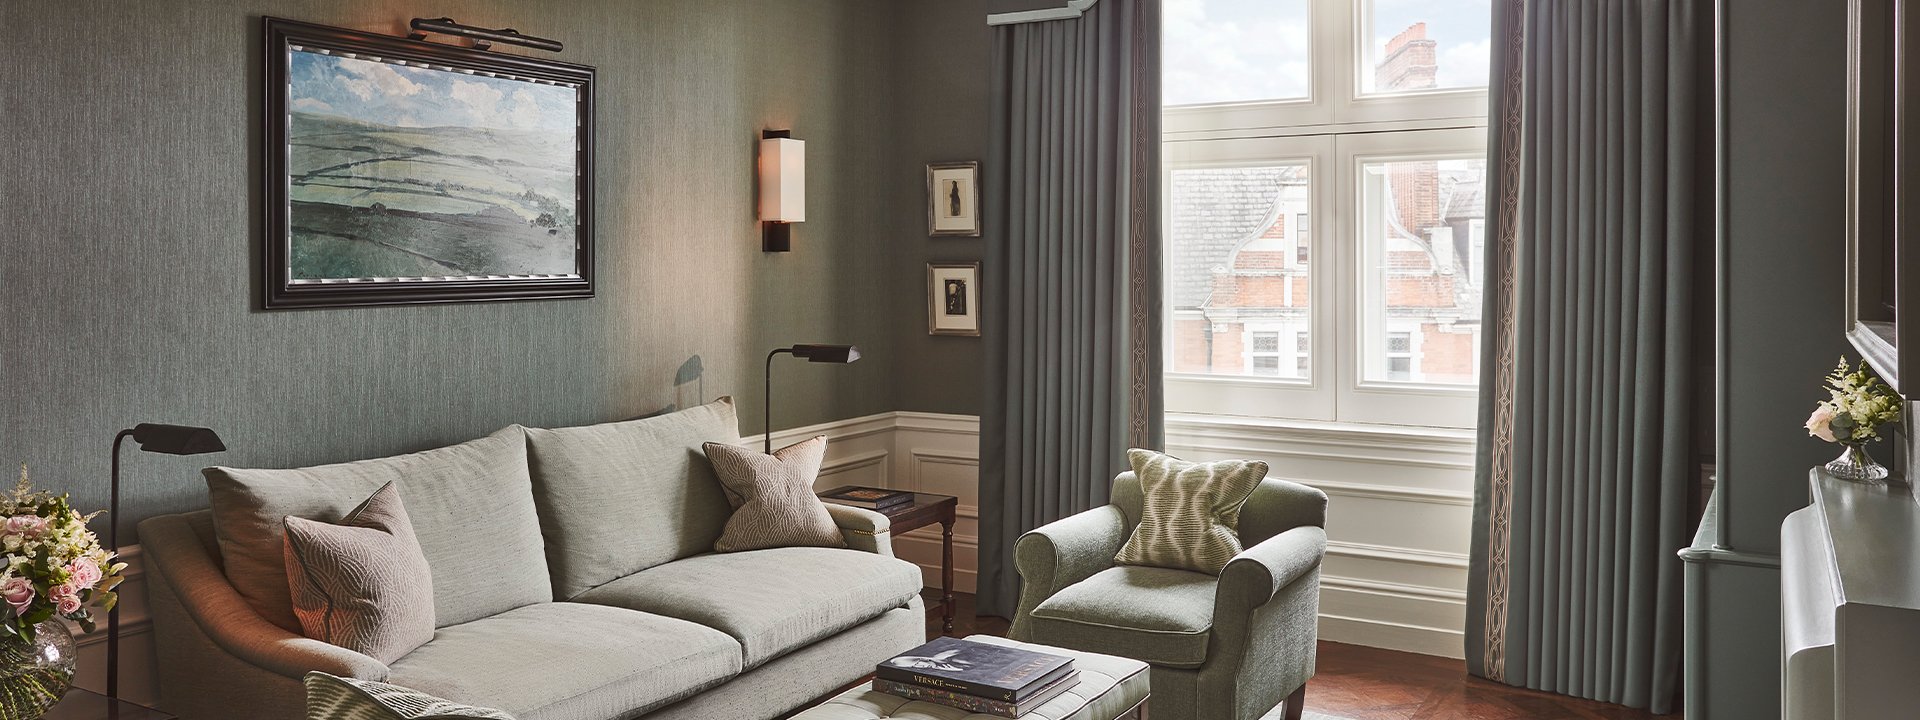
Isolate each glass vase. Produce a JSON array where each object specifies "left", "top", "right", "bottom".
[
  {"left": 1826, "top": 443, "right": 1891, "bottom": 485},
  {"left": 0, "top": 621, "right": 74, "bottom": 720}
]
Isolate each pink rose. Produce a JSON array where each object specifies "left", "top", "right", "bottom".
[
  {"left": 1806, "top": 406, "right": 1838, "bottom": 443},
  {"left": 48, "top": 584, "right": 79, "bottom": 616},
  {"left": 65, "top": 558, "right": 101, "bottom": 590},
  {"left": 1, "top": 578, "right": 33, "bottom": 615},
  {"left": 3, "top": 516, "right": 45, "bottom": 537}
]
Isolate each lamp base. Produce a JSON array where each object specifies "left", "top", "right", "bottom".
[{"left": 764, "top": 222, "right": 792, "bottom": 252}]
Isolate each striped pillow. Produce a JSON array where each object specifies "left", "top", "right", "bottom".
[
  {"left": 304, "top": 672, "right": 515, "bottom": 720},
  {"left": 1114, "top": 449, "right": 1267, "bottom": 575},
  {"left": 703, "top": 436, "right": 848, "bottom": 552},
  {"left": 283, "top": 482, "right": 435, "bottom": 664}
]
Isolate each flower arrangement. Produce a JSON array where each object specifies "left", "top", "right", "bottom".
[
  {"left": 0, "top": 466, "right": 123, "bottom": 643},
  {"left": 1805, "top": 357, "right": 1903, "bottom": 445}
]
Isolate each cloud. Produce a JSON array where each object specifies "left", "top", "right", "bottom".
[
  {"left": 1162, "top": 0, "right": 1313, "bottom": 106},
  {"left": 335, "top": 57, "right": 423, "bottom": 101},
  {"left": 506, "top": 89, "right": 543, "bottom": 129},
  {"left": 291, "top": 97, "right": 334, "bottom": 114},
  {"left": 450, "top": 79, "right": 505, "bottom": 120}
]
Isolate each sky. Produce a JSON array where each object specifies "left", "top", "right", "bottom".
[
  {"left": 1163, "top": 0, "right": 1492, "bottom": 106},
  {"left": 288, "top": 49, "right": 576, "bottom": 133}
]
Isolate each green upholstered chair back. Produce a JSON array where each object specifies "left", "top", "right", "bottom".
[{"left": 1109, "top": 470, "right": 1327, "bottom": 548}]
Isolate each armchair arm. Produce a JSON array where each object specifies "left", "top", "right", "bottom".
[
  {"left": 824, "top": 503, "right": 895, "bottom": 557},
  {"left": 1009, "top": 505, "right": 1128, "bottom": 638},
  {"left": 1217, "top": 525, "right": 1327, "bottom": 612},
  {"left": 139, "top": 514, "right": 391, "bottom": 681}
]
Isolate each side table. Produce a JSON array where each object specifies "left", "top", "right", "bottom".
[
  {"left": 832, "top": 492, "right": 960, "bottom": 634},
  {"left": 46, "top": 689, "right": 173, "bottom": 719}
]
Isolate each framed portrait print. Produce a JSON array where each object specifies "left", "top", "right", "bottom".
[
  {"left": 928, "top": 262, "right": 981, "bottom": 336},
  {"left": 927, "top": 161, "right": 981, "bottom": 237},
  {"left": 262, "top": 17, "right": 596, "bottom": 309}
]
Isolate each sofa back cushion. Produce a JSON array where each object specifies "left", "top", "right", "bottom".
[
  {"left": 524, "top": 398, "right": 739, "bottom": 599},
  {"left": 205, "top": 426, "right": 551, "bottom": 632}
]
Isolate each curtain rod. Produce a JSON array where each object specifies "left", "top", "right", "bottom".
[{"left": 987, "top": 0, "right": 1101, "bottom": 26}]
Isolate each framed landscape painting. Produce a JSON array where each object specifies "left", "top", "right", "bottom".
[{"left": 262, "top": 18, "right": 595, "bottom": 308}]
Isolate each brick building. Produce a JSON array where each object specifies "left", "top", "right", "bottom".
[{"left": 1169, "top": 23, "right": 1484, "bottom": 385}]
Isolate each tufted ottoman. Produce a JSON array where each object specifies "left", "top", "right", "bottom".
[{"left": 791, "top": 635, "right": 1149, "bottom": 720}]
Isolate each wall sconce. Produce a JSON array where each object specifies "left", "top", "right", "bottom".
[{"left": 758, "top": 130, "right": 805, "bottom": 252}]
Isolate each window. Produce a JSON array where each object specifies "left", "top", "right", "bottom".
[{"left": 1163, "top": 0, "right": 1488, "bottom": 428}]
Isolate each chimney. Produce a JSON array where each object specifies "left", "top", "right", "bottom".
[{"left": 1375, "top": 22, "right": 1438, "bottom": 92}]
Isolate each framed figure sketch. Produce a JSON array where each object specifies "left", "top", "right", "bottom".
[
  {"left": 927, "top": 162, "right": 980, "bottom": 237},
  {"left": 261, "top": 17, "right": 596, "bottom": 309},
  {"left": 928, "top": 263, "right": 981, "bottom": 336}
]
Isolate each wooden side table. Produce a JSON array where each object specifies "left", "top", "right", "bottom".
[{"left": 833, "top": 493, "right": 959, "bottom": 634}]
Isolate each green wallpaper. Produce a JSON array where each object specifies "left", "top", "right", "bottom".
[{"left": 0, "top": 0, "right": 906, "bottom": 538}]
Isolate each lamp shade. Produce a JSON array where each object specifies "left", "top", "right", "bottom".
[
  {"left": 791, "top": 344, "right": 860, "bottom": 363},
  {"left": 759, "top": 135, "right": 806, "bottom": 223},
  {"left": 129, "top": 423, "right": 226, "bottom": 455}
]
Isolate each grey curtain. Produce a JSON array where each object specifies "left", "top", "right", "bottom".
[
  {"left": 1466, "top": 0, "right": 1708, "bottom": 714},
  {"left": 976, "top": 0, "right": 1163, "bottom": 619}
]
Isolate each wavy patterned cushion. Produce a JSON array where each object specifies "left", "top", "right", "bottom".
[
  {"left": 1113, "top": 449, "right": 1266, "bottom": 575},
  {"left": 283, "top": 482, "right": 436, "bottom": 664},
  {"left": 304, "top": 672, "right": 515, "bottom": 720},
  {"left": 703, "top": 435, "right": 847, "bottom": 553}
]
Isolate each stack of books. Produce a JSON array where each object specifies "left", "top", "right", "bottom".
[
  {"left": 874, "top": 637, "right": 1079, "bottom": 718},
  {"left": 819, "top": 485, "right": 915, "bottom": 511}
]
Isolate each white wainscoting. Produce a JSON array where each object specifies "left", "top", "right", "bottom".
[{"left": 782, "top": 410, "right": 1476, "bottom": 659}]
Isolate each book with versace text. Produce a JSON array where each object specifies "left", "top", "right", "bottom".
[
  {"left": 874, "top": 671, "right": 1080, "bottom": 717},
  {"left": 875, "top": 637, "right": 1076, "bottom": 702}
]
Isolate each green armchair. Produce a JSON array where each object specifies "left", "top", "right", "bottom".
[{"left": 1009, "top": 472, "right": 1328, "bottom": 720}]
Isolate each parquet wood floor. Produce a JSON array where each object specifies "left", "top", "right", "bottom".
[{"left": 928, "top": 592, "right": 1674, "bottom": 720}]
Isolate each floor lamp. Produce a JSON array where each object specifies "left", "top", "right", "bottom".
[
  {"left": 764, "top": 345, "right": 860, "bottom": 453},
  {"left": 108, "top": 424, "right": 224, "bottom": 699}
]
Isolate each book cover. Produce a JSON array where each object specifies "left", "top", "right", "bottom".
[
  {"left": 875, "top": 671, "right": 1080, "bottom": 718},
  {"left": 818, "top": 485, "right": 914, "bottom": 509},
  {"left": 875, "top": 636, "right": 1075, "bottom": 702}
]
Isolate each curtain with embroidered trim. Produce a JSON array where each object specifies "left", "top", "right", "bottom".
[
  {"left": 1466, "top": 0, "right": 1708, "bottom": 713},
  {"left": 976, "top": 0, "right": 1164, "bottom": 619}
]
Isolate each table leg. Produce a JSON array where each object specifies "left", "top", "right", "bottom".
[{"left": 941, "top": 515, "right": 955, "bottom": 635}]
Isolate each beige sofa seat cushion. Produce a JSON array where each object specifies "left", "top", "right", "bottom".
[
  {"left": 524, "top": 398, "right": 741, "bottom": 600},
  {"left": 1027, "top": 565, "right": 1218, "bottom": 668},
  {"left": 574, "top": 547, "right": 922, "bottom": 669},
  {"left": 206, "top": 427, "right": 551, "bottom": 632},
  {"left": 387, "top": 603, "right": 742, "bottom": 720}
]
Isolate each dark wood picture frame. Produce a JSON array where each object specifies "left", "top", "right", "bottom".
[{"left": 261, "top": 17, "right": 596, "bottom": 309}]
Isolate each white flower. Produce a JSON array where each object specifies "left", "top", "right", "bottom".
[{"left": 1806, "top": 405, "right": 1837, "bottom": 443}]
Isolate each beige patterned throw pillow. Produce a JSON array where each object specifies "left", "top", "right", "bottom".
[
  {"left": 1115, "top": 449, "right": 1267, "bottom": 575},
  {"left": 703, "top": 436, "right": 848, "bottom": 553},
  {"left": 283, "top": 482, "right": 436, "bottom": 664},
  {"left": 304, "top": 672, "right": 515, "bottom": 720}
]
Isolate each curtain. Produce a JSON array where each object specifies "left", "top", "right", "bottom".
[
  {"left": 976, "top": 0, "right": 1164, "bottom": 619},
  {"left": 1466, "top": 0, "right": 1708, "bottom": 713}
]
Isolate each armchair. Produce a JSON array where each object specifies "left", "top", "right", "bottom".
[{"left": 1010, "top": 472, "right": 1328, "bottom": 720}]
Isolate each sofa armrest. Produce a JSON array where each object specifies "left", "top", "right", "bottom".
[
  {"left": 1217, "top": 525, "right": 1326, "bottom": 613},
  {"left": 139, "top": 513, "right": 391, "bottom": 682},
  {"left": 824, "top": 503, "right": 895, "bottom": 557},
  {"left": 1008, "top": 505, "right": 1127, "bottom": 639}
]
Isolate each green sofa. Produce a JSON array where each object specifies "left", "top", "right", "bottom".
[
  {"left": 1009, "top": 472, "right": 1327, "bottom": 720},
  {"left": 137, "top": 398, "right": 927, "bottom": 720}
]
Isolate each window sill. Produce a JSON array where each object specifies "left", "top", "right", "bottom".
[{"left": 1165, "top": 411, "right": 1476, "bottom": 448}]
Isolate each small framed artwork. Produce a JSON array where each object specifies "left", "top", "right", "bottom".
[
  {"left": 262, "top": 17, "right": 596, "bottom": 309},
  {"left": 927, "top": 161, "right": 981, "bottom": 237},
  {"left": 928, "top": 263, "right": 981, "bottom": 336}
]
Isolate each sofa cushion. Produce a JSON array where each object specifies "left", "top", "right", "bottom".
[
  {"left": 1028, "top": 565, "right": 1217, "bottom": 668},
  {"left": 282, "top": 482, "right": 436, "bottom": 664},
  {"left": 574, "top": 547, "right": 922, "bottom": 669},
  {"left": 206, "top": 427, "right": 551, "bottom": 632},
  {"left": 704, "top": 436, "right": 847, "bottom": 553},
  {"left": 1114, "top": 449, "right": 1265, "bottom": 575},
  {"left": 303, "top": 672, "right": 515, "bottom": 719},
  {"left": 524, "top": 398, "right": 740, "bottom": 600},
  {"left": 387, "top": 603, "right": 742, "bottom": 720}
]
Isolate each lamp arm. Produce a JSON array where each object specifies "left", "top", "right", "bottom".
[
  {"left": 107, "top": 428, "right": 135, "bottom": 700},
  {"left": 765, "top": 348, "right": 795, "bottom": 454}
]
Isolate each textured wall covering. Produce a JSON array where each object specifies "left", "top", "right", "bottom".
[
  {"left": 0, "top": 0, "right": 905, "bottom": 539},
  {"left": 891, "top": 0, "right": 990, "bottom": 415}
]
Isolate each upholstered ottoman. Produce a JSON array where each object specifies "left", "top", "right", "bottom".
[{"left": 792, "top": 635, "right": 1149, "bottom": 720}]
